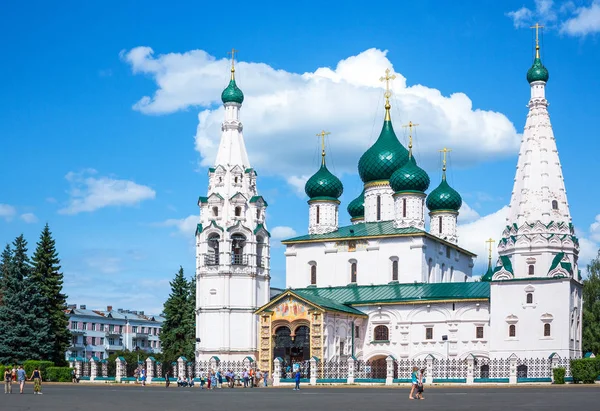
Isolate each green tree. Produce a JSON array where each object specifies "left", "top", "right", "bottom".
[
  {"left": 0, "top": 235, "right": 53, "bottom": 363},
  {"left": 31, "top": 224, "right": 70, "bottom": 365},
  {"left": 159, "top": 266, "right": 194, "bottom": 363},
  {"left": 583, "top": 250, "right": 600, "bottom": 355},
  {"left": 0, "top": 243, "right": 12, "bottom": 306}
]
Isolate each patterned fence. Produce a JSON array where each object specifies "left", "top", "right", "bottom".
[
  {"left": 432, "top": 358, "right": 468, "bottom": 379},
  {"left": 473, "top": 358, "right": 511, "bottom": 379},
  {"left": 319, "top": 359, "right": 348, "bottom": 379},
  {"left": 395, "top": 358, "right": 428, "bottom": 380},
  {"left": 354, "top": 360, "right": 387, "bottom": 380}
]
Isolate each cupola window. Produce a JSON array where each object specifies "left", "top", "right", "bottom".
[
  {"left": 552, "top": 200, "right": 558, "bottom": 210},
  {"left": 350, "top": 262, "right": 357, "bottom": 283},
  {"left": 235, "top": 206, "right": 242, "bottom": 217},
  {"left": 310, "top": 265, "right": 317, "bottom": 285},
  {"left": 212, "top": 206, "right": 219, "bottom": 217},
  {"left": 438, "top": 216, "right": 443, "bottom": 234},
  {"left": 316, "top": 205, "right": 320, "bottom": 224},
  {"left": 392, "top": 260, "right": 398, "bottom": 281},
  {"left": 376, "top": 195, "right": 381, "bottom": 221},
  {"left": 402, "top": 198, "right": 407, "bottom": 218}
]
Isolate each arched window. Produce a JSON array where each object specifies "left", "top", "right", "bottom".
[
  {"left": 528, "top": 264, "right": 535, "bottom": 275},
  {"left": 428, "top": 258, "right": 434, "bottom": 283},
  {"left": 256, "top": 209, "right": 260, "bottom": 220},
  {"left": 552, "top": 200, "right": 558, "bottom": 210},
  {"left": 310, "top": 265, "right": 317, "bottom": 285},
  {"left": 234, "top": 176, "right": 239, "bottom": 184},
  {"left": 441, "top": 263, "right": 446, "bottom": 282},
  {"left": 206, "top": 234, "right": 220, "bottom": 266},
  {"left": 235, "top": 206, "right": 241, "bottom": 217},
  {"left": 450, "top": 267, "right": 454, "bottom": 282},
  {"left": 212, "top": 206, "right": 219, "bottom": 217},
  {"left": 351, "top": 262, "right": 357, "bottom": 283},
  {"left": 256, "top": 236, "right": 265, "bottom": 268},
  {"left": 316, "top": 205, "right": 320, "bottom": 224},
  {"left": 373, "top": 325, "right": 389, "bottom": 341},
  {"left": 392, "top": 260, "right": 398, "bottom": 281},
  {"left": 438, "top": 216, "right": 443, "bottom": 234},
  {"left": 544, "top": 323, "right": 551, "bottom": 337},
  {"left": 526, "top": 293, "right": 533, "bottom": 304},
  {"left": 402, "top": 198, "right": 407, "bottom": 218},
  {"left": 376, "top": 195, "right": 381, "bottom": 221},
  {"left": 231, "top": 234, "right": 246, "bottom": 265},
  {"left": 509, "top": 324, "right": 516, "bottom": 337}
]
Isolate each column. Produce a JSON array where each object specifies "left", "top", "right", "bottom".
[
  {"left": 310, "top": 356, "right": 318, "bottom": 385},
  {"left": 273, "top": 358, "right": 282, "bottom": 386},
  {"left": 101, "top": 360, "right": 108, "bottom": 378},
  {"left": 209, "top": 356, "right": 219, "bottom": 374},
  {"left": 146, "top": 357, "right": 155, "bottom": 383},
  {"left": 426, "top": 355, "right": 434, "bottom": 381},
  {"left": 509, "top": 355, "right": 518, "bottom": 384},
  {"left": 466, "top": 356, "right": 474, "bottom": 385},
  {"left": 243, "top": 356, "right": 255, "bottom": 372},
  {"left": 550, "top": 354, "right": 560, "bottom": 383},
  {"left": 386, "top": 355, "right": 395, "bottom": 385},
  {"left": 74, "top": 359, "right": 83, "bottom": 378},
  {"left": 347, "top": 356, "right": 355, "bottom": 384},
  {"left": 172, "top": 362, "right": 178, "bottom": 379},
  {"left": 90, "top": 358, "right": 98, "bottom": 381},
  {"left": 115, "top": 357, "right": 126, "bottom": 383},
  {"left": 156, "top": 362, "right": 163, "bottom": 379}
]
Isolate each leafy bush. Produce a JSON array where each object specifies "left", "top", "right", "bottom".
[
  {"left": 570, "top": 358, "right": 599, "bottom": 384},
  {"left": 23, "top": 360, "right": 55, "bottom": 376},
  {"left": 0, "top": 365, "right": 5, "bottom": 377},
  {"left": 553, "top": 367, "right": 566, "bottom": 384},
  {"left": 45, "top": 367, "right": 74, "bottom": 382}
]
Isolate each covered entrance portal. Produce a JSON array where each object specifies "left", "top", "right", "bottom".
[{"left": 273, "top": 325, "right": 310, "bottom": 365}]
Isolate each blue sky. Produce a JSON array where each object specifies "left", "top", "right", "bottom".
[{"left": 1, "top": 0, "right": 599, "bottom": 314}]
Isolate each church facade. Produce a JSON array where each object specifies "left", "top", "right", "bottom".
[{"left": 195, "top": 38, "right": 583, "bottom": 375}]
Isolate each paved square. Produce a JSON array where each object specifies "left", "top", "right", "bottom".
[{"left": 2, "top": 384, "right": 598, "bottom": 411}]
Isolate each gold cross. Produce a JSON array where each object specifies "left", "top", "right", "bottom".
[
  {"left": 402, "top": 121, "right": 419, "bottom": 152},
  {"left": 379, "top": 68, "right": 396, "bottom": 101},
  {"left": 485, "top": 238, "right": 495, "bottom": 266},
  {"left": 530, "top": 23, "right": 543, "bottom": 58},
  {"left": 227, "top": 48, "right": 239, "bottom": 78},
  {"left": 316, "top": 130, "right": 331, "bottom": 165},
  {"left": 439, "top": 147, "right": 452, "bottom": 172}
]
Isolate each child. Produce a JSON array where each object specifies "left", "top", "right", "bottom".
[{"left": 416, "top": 368, "right": 426, "bottom": 400}]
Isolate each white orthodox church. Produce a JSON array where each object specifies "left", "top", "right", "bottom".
[{"left": 194, "top": 37, "right": 583, "bottom": 376}]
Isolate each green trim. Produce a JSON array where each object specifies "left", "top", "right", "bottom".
[
  {"left": 227, "top": 220, "right": 251, "bottom": 233},
  {"left": 249, "top": 195, "right": 268, "bottom": 206},
  {"left": 493, "top": 255, "right": 514, "bottom": 276},
  {"left": 208, "top": 167, "right": 216, "bottom": 172},
  {"left": 308, "top": 197, "right": 341, "bottom": 203},
  {"left": 208, "top": 193, "right": 224, "bottom": 201},
  {"left": 474, "top": 378, "right": 509, "bottom": 383},
  {"left": 316, "top": 378, "right": 348, "bottom": 383},
  {"left": 518, "top": 377, "right": 552, "bottom": 383},
  {"left": 245, "top": 168, "right": 256, "bottom": 175},
  {"left": 254, "top": 223, "right": 271, "bottom": 237},
  {"left": 229, "top": 192, "right": 247, "bottom": 201},
  {"left": 370, "top": 340, "right": 390, "bottom": 344},
  {"left": 355, "top": 378, "right": 386, "bottom": 383},
  {"left": 198, "top": 196, "right": 208, "bottom": 204},
  {"left": 432, "top": 378, "right": 466, "bottom": 383},
  {"left": 393, "top": 190, "right": 428, "bottom": 196},
  {"left": 195, "top": 224, "right": 202, "bottom": 236},
  {"left": 204, "top": 220, "right": 224, "bottom": 232}
]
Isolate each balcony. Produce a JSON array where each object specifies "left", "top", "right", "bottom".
[
  {"left": 204, "top": 254, "right": 219, "bottom": 266},
  {"left": 231, "top": 254, "right": 248, "bottom": 266},
  {"left": 70, "top": 329, "right": 86, "bottom": 335},
  {"left": 132, "top": 332, "right": 150, "bottom": 339},
  {"left": 105, "top": 344, "right": 123, "bottom": 352},
  {"left": 105, "top": 330, "right": 122, "bottom": 337}
]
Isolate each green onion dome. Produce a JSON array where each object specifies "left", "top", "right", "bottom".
[
  {"left": 305, "top": 162, "right": 343, "bottom": 201},
  {"left": 221, "top": 78, "right": 244, "bottom": 104},
  {"left": 527, "top": 57, "right": 549, "bottom": 83},
  {"left": 426, "top": 176, "right": 462, "bottom": 212},
  {"left": 390, "top": 155, "right": 430, "bottom": 193},
  {"left": 347, "top": 190, "right": 365, "bottom": 219},
  {"left": 358, "top": 119, "right": 409, "bottom": 183}
]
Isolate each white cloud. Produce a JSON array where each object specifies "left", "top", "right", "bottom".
[
  {"left": 507, "top": 0, "right": 557, "bottom": 28},
  {"left": 457, "top": 202, "right": 481, "bottom": 224},
  {"left": 58, "top": 169, "right": 156, "bottom": 215},
  {"left": 20, "top": 213, "right": 38, "bottom": 224},
  {"left": 159, "top": 214, "right": 198, "bottom": 237},
  {"left": 590, "top": 214, "right": 600, "bottom": 242},
  {"left": 0, "top": 204, "right": 17, "bottom": 222},
  {"left": 286, "top": 175, "right": 310, "bottom": 197},
  {"left": 123, "top": 47, "right": 521, "bottom": 189},
  {"left": 561, "top": 1, "right": 600, "bottom": 36},
  {"left": 271, "top": 226, "right": 298, "bottom": 240},
  {"left": 457, "top": 206, "right": 510, "bottom": 271}
]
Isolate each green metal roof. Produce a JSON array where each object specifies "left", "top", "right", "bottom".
[
  {"left": 548, "top": 252, "right": 572, "bottom": 276},
  {"left": 282, "top": 221, "right": 424, "bottom": 243},
  {"left": 358, "top": 119, "right": 409, "bottom": 183},
  {"left": 221, "top": 78, "right": 244, "bottom": 104},
  {"left": 527, "top": 56, "right": 549, "bottom": 83},
  {"left": 198, "top": 196, "right": 208, "bottom": 204},
  {"left": 347, "top": 189, "right": 365, "bottom": 219},
  {"left": 254, "top": 223, "right": 271, "bottom": 237},
  {"left": 493, "top": 255, "right": 514, "bottom": 275},
  {"left": 305, "top": 161, "right": 343, "bottom": 200},
  {"left": 426, "top": 174, "right": 462, "bottom": 212},
  {"left": 294, "top": 282, "right": 490, "bottom": 306},
  {"left": 390, "top": 155, "right": 430, "bottom": 193},
  {"left": 249, "top": 195, "right": 268, "bottom": 206},
  {"left": 294, "top": 291, "right": 366, "bottom": 316}
]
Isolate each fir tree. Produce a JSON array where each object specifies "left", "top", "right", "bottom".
[
  {"left": 0, "top": 243, "right": 13, "bottom": 306},
  {"left": 583, "top": 250, "right": 600, "bottom": 354},
  {"left": 159, "top": 266, "right": 195, "bottom": 362},
  {"left": 31, "top": 224, "right": 70, "bottom": 365},
  {"left": 0, "top": 235, "right": 52, "bottom": 363}
]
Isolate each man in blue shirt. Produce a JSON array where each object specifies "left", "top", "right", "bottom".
[
  {"left": 17, "top": 365, "right": 26, "bottom": 394},
  {"left": 293, "top": 368, "right": 300, "bottom": 391}
]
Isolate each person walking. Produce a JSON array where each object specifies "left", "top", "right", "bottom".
[
  {"left": 28, "top": 367, "right": 43, "bottom": 395},
  {"left": 141, "top": 368, "right": 146, "bottom": 386},
  {"left": 17, "top": 365, "right": 26, "bottom": 394},
  {"left": 263, "top": 370, "right": 269, "bottom": 387},
  {"left": 293, "top": 368, "right": 301, "bottom": 391},
  {"left": 3, "top": 367, "right": 11, "bottom": 394},
  {"left": 165, "top": 371, "right": 170, "bottom": 388},
  {"left": 409, "top": 366, "right": 418, "bottom": 400},
  {"left": 416, "top": 368, "right": 426, "bottom": 400}
]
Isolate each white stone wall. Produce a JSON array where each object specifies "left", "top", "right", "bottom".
[
  {"left": 347, "top": 302, "right": 490, "bottom": 360},
  {"left": 323, "top": 314, "right": 356, "bottom": 360},
  {"left": 285, "top": 235, "right": 473, "bottom": 289},
  {"left": 308, "top": 201, "right": 339, "bottom": 234},
  {"left": 393, "top": 193, "right": 426, "bottom": 229},
  {"left": 364, "top": 184, "right": 394, "bottom": 222},
  {"left": 488, "top": 278, "right": 582, "bottom": 359},
  {"left": 429, "top": 211, "right": 458, "bottom": 244}
]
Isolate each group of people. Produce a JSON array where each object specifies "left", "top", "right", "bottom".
[
  {"left": 409, "top": 367, "right": 426, "bottom": 400},
  {"left": 163, "top": 368, "right": 270, "bottom": 389},
  {"left": 3, "top": 365, "right": 43, "bottom": 395}
]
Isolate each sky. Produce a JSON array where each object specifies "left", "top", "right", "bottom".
[{"left": 1, "top": 0, "right": 600, "bottom": 315}]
